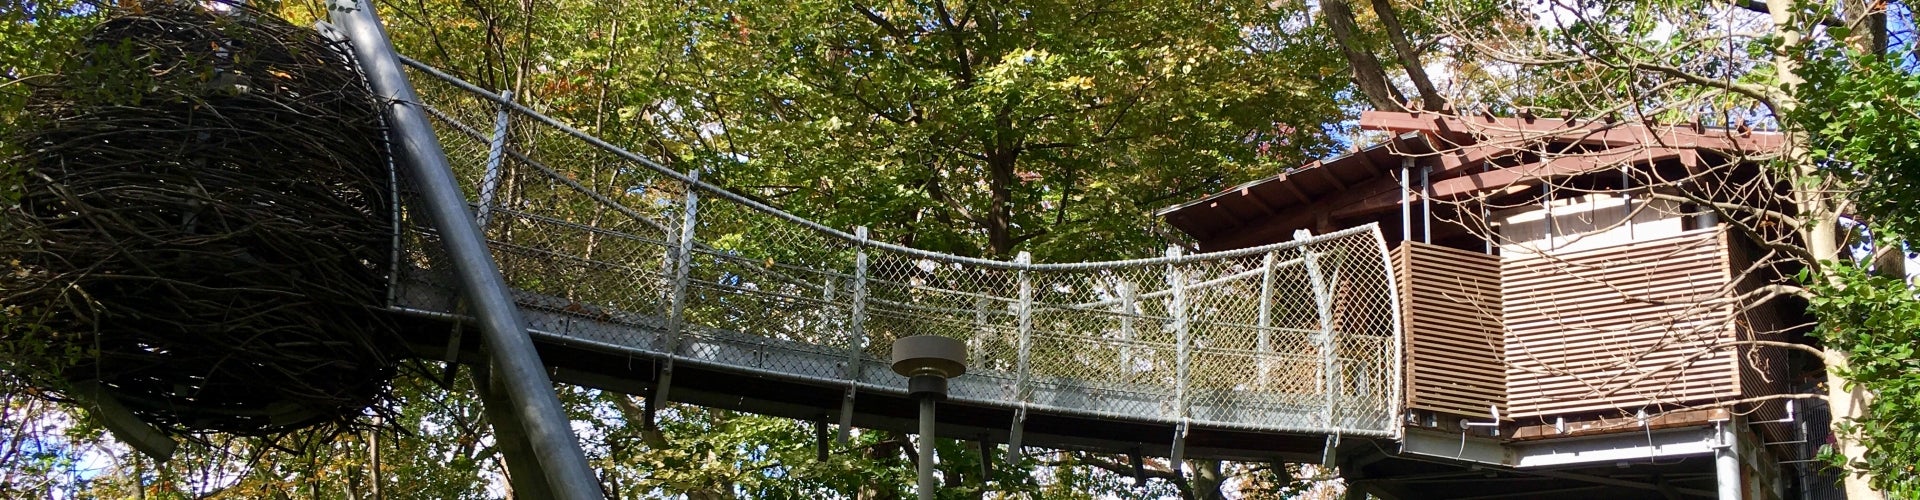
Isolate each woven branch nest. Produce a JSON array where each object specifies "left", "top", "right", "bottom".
[{"left": 1, "top": 1, "right": 402, "bottom": 436}]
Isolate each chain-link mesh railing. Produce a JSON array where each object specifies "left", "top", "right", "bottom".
[{"left": 387, "top": 57, "right": 1404, "bottom": 437}]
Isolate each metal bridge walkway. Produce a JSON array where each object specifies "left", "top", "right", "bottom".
[{"left": 377, "top": 48, "right": 1404, "bottom": 463}]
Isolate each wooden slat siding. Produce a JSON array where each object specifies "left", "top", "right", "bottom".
[
  {"left": 1396, "top": 242, "right": 1506, "bottom": 418},
  {"left": 1502, "top": 229, "right": 1739, "bottom": 418}
]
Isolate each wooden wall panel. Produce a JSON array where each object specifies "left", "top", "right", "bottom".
[
  {"left": 1397, "top": 242, "right": 1505, "bottom": 418},
  {"left": 1501, "top": 229, "right": 1738, "bottom": 418}
]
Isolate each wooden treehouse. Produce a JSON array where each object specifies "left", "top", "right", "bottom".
[{"left": 1161, "top": 111, "right": 1824, "bottom": 500}]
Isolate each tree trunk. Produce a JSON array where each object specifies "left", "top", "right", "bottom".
[
  {"left": 1367, "top": 0, "right": 1444, "bottom": 111},
  {"left": 1841, "top": 1, "right": 1888, "bottom": 56},
  {"left": 1188, "top": 460, "right": 1227, "bottom": 500},
  {"left": 1767, "top": 1, "right": 1878, "bottom": 498},
  {"left": 1321, "top": 0, "right": 1405, "bottom": 111},
  {"left": 986, "top": 144, "right": 1017, "bottom": 257}
]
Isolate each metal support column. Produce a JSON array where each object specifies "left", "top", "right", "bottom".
[
  {"left": 332, "top": 3, "right": 602, "bottom": 497},
  {"left": 475, "top": 365, "right": 557, "bottom": 500},
  {"left": 1400, "top": 158, "right": 1413, "bottom": 243},
  {"left": 1714, "top": 419, "right": 1742, "bottom": 500},
  {"left": 917, "top": 397, "right": 937, "bottom": 500}
]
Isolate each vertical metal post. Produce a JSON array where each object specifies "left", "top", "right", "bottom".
[
  {"left": 1299, "top": 231, "right": 1336, "bottom": 432},
  {"left": 1169, "top": 422, "right": 1188, "bottom": 477},
  {"left": 475, "top": 89, "right": 513, "bottom": 229},
  {"left": 1012, "top": 252, "right": 1033, "bottom": 401},
  {"left": 1256, "top": 251, "right": 1276, "bottom": 389},
  {"left": 1116, "top": 280, "right": 1135, "bottom": 371},
  {"left": 1715, "top": 419, "right": 1741, "bottom": 500},
  {"left": 971, "top": 295, "right": 988, "bottom": 368},
  {"left": 1167, "top": 247, "right": 1190, "bottom": 426},
  {"left": 331, "top": 3, "right": 602, "bottom": 498},
  {"left": 917, "top": 397, "right": 937, "bottom": 500},
  {"left": 838, "top": 227, "right": 870, "bottom": 443},
  {"left": 1005, "top": 406, "right": 1026, "bottom": 465},
  {"left": 1165, "top": 249, "right": 1193, "bottom": 473},
  {"left": 652, "top": 170, "right": 699, "bottom": 410},
  {"left": 1007, "top": 252, "right": 1032, "bottom": 465},
  {"left": 1400, "top": 158, "right": 1413, "bottom": 243}
]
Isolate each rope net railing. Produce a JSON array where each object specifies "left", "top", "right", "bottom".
[{"left": 388, "top": 57, "right": 1404, "bottom": 437}]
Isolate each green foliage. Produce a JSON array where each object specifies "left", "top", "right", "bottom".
[
  {"left": 1, "top": 0, "right": 104, "bottom": 206},
  {"left": 380, "top": 0, "right": 1352, "bottom": 260},
  {"left": 1793, "top": 35, "right": 1920, "bottom": 496},
  {"left": 1805, "top": 264, "right": 1920, "bottom": 497},
  {"left": 1796, "top": 48, "right": 1920, "bottom": 239},
  {"left": 2, "top": 0, "right": 1358, "bottom": 497}
]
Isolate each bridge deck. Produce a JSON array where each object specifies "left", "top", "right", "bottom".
[{"left": 393, "top": 275, "right": 1344, "bottom": 461}]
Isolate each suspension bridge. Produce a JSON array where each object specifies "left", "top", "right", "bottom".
[{"left": 328, "top": 3, "right": 1403, "bottom": 496}]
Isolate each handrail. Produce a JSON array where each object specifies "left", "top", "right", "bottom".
[
  {"left": 396, "top": 54, "right": 1379, "bottom": 271},
  {"left": 388, "top": 52, "right": 1407, "bottom": 443}
]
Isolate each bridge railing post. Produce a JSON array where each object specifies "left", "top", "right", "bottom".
[
  {"left": 837, "top": 226, "right": 870, "bottom": 443},
  {"left": 1256, "top": 251, "right": 1276, "bottom": 390},
  {"left": 652, "top": 170, "right": 700, "bottom": 410},
  {"left": 1166, "top": 246, "right": 1190, "bottom": 475},
  {"left": 1371, "top": 227, "right": 1406, "bottom": 436},
  {"left": 1116, "top": 279, "right": 1135, "bottom": 371},
  {"left": 1006, "top": 251, "right": 1032, "bottom": 464},
  {"left": 475, "top": 89, "right": 512, "bottom": 229},
  {"left": 1298, "top": 231, "right": 1337, "bottom": 433}
]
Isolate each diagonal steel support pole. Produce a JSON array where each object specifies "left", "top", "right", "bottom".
[{"left": 332, "top": 2, "right": 602, "bottom": 498}]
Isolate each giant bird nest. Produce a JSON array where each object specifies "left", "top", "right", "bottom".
[{"left": 0, "top": 2, "right": 401, "bottom": 436}]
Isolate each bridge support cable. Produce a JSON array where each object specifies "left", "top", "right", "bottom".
[
  {"left": 331, "top": 3, "right": 604, "bottom": 498},
  {"left": 838, "top": 226, "right": 872, "bottom": 444},
  {"left": 653, "top": 170, "right": 701, "bottom": 412}
]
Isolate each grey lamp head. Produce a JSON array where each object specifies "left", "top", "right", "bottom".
[{"left": 890, "top": 335, "right": 968, "bottom": 379}]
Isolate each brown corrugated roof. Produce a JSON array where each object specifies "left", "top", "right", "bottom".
[{"left": 1159, "top": 111, "right": 1784, "bottom": 251}]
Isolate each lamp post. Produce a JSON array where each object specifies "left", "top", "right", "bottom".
[{"left": 891, "top": 335, "right": 968, "bottom": 500}]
